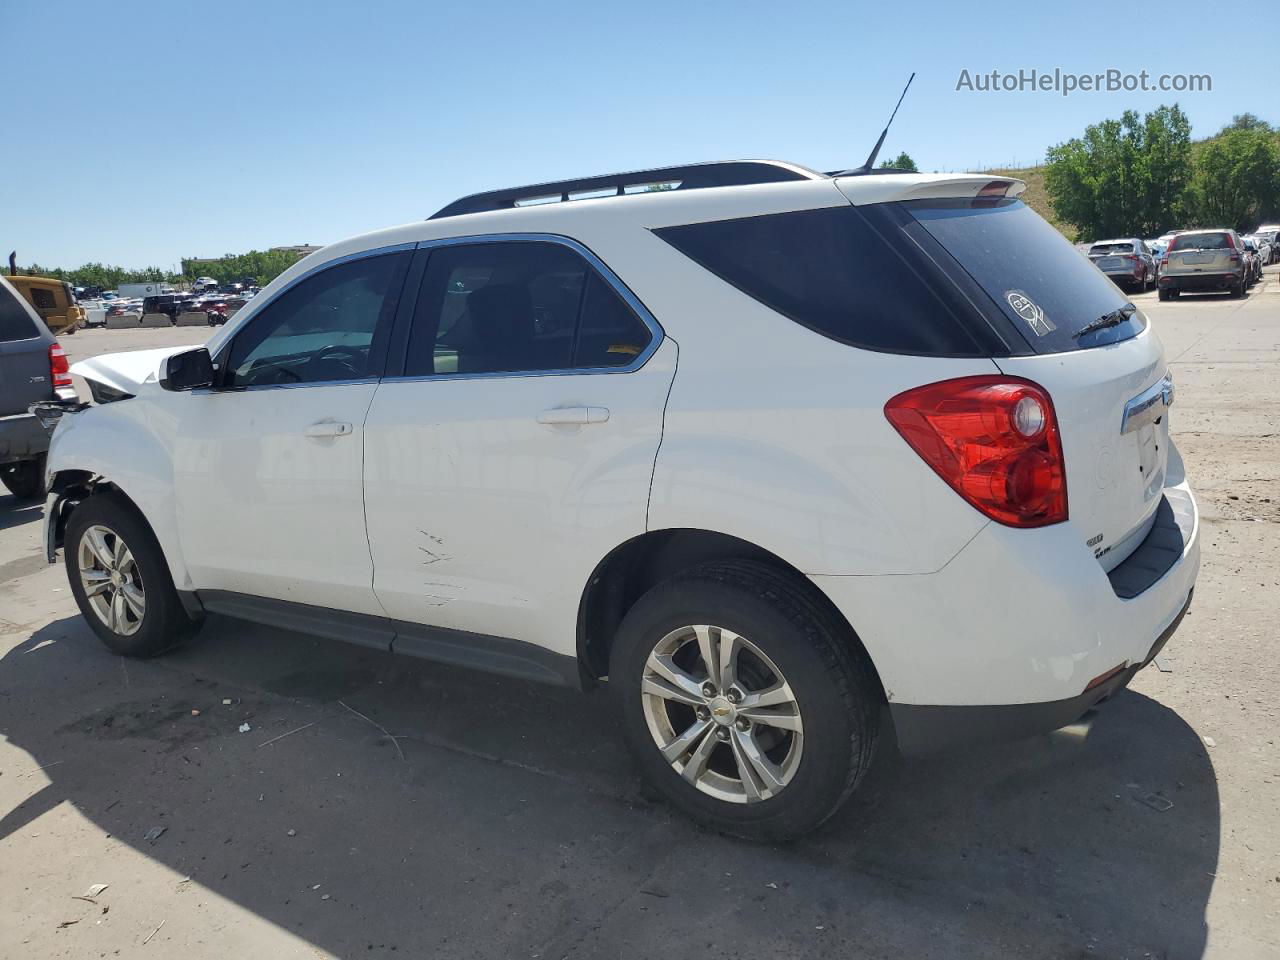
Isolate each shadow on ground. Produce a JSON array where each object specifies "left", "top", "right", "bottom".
[{"left": 0, "top": 614, "right": 1219, "bottom": 959}]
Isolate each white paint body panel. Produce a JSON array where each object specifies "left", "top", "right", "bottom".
[
  {"left": 815, "top": 453, "right": 1198, "bottom": 706},
  {"left": 363, "top": 339, "right": 677, "bottom": 655},
  {"left": 171, "top": 384, "right": 384, "bottom": 615}
]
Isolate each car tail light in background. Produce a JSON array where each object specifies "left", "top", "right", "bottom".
[
  {"left": 49, "top": 343, "right": 73, "bottom": 388},
  {"left": 885, "top": 376, "right": 1068, "bottom": 527}
]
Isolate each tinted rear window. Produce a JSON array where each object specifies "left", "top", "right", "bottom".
[
  {"left": 906, "top": 198, "right": 1144, "bottom": 352},
  {"left": 0, "top": 282, "right": 42, "bottom": 341},
  {"left": 1170, "top": 232, "right": 1231, "bottom": 251},
  {"left": 1089, "top": 242, "right": 1134, "bottom": 255},
  {"left": 654, "top": 206, "right": 1002, "bottom": 356}
]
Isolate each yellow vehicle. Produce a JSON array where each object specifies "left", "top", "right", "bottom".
[{"left": 5, "top": 275, "right": 85, "bottom": 335}]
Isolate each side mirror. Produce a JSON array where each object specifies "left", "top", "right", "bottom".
[{"left": 160, "top": 348, "right": 215, "bottom": 391}]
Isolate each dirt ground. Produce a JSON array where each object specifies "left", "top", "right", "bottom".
[{"left": 1, "top": 274, "right": 1277, "bottom": 959}]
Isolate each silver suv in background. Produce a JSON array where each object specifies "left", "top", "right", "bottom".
[
  {"left": 0, "top": 276, "right": 75, "bottom": 498},
  {"left": 1087, "top": 238, "right": 1157, "bottom": 292},
  {"left": 1158, "top": 229, "right": 1247, "bottom": 300}
]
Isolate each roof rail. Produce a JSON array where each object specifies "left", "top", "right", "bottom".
[{"left": 428, "top": 160, "right": 822, "bottom": 220}]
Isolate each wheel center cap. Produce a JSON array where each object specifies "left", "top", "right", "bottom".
[
  {"left": 708, "top": 696, "right": 736, "bottom": 726},
  {"left": 110, "top": 570, "right": 123, "bottom": 588}
]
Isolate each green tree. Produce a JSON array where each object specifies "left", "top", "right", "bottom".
[
  {"left": 1044, "top": 104, "right": 1192, "bottom": 240},
  {"left": 1186, "top": 127, "right": 1280, "bottom": 230},
  {"left": 1222, "top": 113, "right": 1271, "bottom": 134},
  {"left": 16, "top": 262, "right": 179, "bottom": 288},
  {"left": 180, "top": 249, "right": 306, "bottom": 285},
  {"left": 879, "top": 151, "right": 918, "bottom": 172}
]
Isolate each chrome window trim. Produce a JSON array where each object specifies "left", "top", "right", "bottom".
[{"left": 382, "top": 232, "right": 665, "bottom": 384}]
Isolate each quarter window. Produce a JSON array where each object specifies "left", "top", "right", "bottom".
[
  {"left": 225, "top": 252, "right": 409, "bottom": 388},
  {"left": 31, "top": 288, "right": 57, "bottom": 310},
  {"left": 655, "top": 206, "right": 994, "bottom": 356},
  {"left": 403, "top": 241, "right": 651, "bottom": 377}
]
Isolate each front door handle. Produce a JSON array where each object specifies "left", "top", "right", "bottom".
[
  {"left": 304, "top": 420, "right": 353, "bottom": 438},
  {"left": 536, "top": 406, "right": 610, "bottom": 426}
]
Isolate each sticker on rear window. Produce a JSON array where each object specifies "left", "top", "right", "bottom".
[{"left": 1006, "top": 290, "right": 1056, "bottom": 337}]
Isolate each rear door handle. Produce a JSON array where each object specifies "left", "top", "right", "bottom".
[
  {"left": 304, "top": 420, "right": 353, "bottom": 438},
  {"left": 536, "top": 406, "right": 610, "bottom": 425}
]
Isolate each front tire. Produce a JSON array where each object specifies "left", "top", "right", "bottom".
[
  {"left": 610, "top": 560, "right": 880, "bottom": 840},
  {"left": 65, "top": 491, "right": 201, "bottom": 657}
]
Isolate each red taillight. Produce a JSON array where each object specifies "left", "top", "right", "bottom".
[
  {"left": 49, "top": 343, "right": 72, "bottom": 388},
  {"left": 884, "top": 376, "right": 1068, "bottom": 527},
  {"left": 1160, "top": 257, "right": 1169, "bottom": 267}
]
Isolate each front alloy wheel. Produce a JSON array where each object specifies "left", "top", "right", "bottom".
[
  {"left": 78, "top": 524, "right": 146, "bottom": 636},
  {"left": 641, "top": 624, "right": 803, "bottom": 803}
]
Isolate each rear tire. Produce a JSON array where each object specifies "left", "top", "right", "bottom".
[
  {"left": 610, "top": 560, "right": 881, "bottom": 841},
  {"left": 65, "top": 491, "right": 201, "bottom": 657},
  {"left": 1158, "top": 288, "right": 1170, "bottom": 301},
  {"left": 1230, "top": 278, "right": 1245, "bottom": 298},
  {"left": 1, "top": 455, "right": 46, "bottom": 500}
]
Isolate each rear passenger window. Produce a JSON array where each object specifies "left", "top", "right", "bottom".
[
  {"left": 403, "top": 241, "right": 652, "bottom": 377},
  {"left": 0, "top": 283, "right": 40, "bottom": 341},
  {"left": 654, "top": 206, "right": 990, "bottom": 355},
  {"left": 31, "top": 288, "right": 57, "bottom": 310},
  {"left": 574, "top": 272, "right": 652, "bottom": 368}
]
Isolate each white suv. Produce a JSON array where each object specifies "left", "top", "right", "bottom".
[{"left": 40, "top": 161, "right": 1200, "bottom": 839}]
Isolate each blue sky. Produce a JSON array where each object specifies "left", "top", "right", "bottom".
[{"left": 5, "top": 0, "right": 1271, "bottom": 269}]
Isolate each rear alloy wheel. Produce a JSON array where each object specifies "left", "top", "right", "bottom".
[
  {"left": 641, "top": 624, "right": 804, "bottom": 804},
  {"left": 0, "top": 455, "right": 46, "bottom": 500},
  {"left": 612, "top": 560, "right": 880, "bottom": 840}
]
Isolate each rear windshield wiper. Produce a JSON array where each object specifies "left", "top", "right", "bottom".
[{"left": 1074, "top": 303, "right": 1137, "bottom": 340}]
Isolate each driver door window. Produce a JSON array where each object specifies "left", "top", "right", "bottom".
[{"left": 225, "top": 252, "right": 409, "bottom": 387}]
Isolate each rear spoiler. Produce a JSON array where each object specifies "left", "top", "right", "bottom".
[{"left": 835, "top": 174, "right": 1027, "bottom": 207}]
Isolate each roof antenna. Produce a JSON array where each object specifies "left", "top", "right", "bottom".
[{"left": 856, "top": 72, "right": 915, "bottom": 173}]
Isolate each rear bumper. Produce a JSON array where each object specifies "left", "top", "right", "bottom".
[
  {"left": 1100, "top": 267, "right": 1143, "bottom": 281},
  {"left": 889, "top": 589, "right": 1191, "bottom": 754},
  {"left": 811, "top": 463, "right": 1200, "bottom": 752},
  {"left": 0, "top": 412, "right": 53, "bottom": 464},
  {"left": 1159, "top": 272, "right": 1239, "bottom": 290}
]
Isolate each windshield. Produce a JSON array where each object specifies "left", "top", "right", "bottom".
[{"left": 904, "top": 197, "right": 1145, "bottom": 353}]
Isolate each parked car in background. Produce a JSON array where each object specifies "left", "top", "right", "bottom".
[
  {"left": 1246, "top": 233, "right": 1274, "bottom": 266},
  {"left": 1257, "top": 237, "right": 1273, "bottom": 268},
  {"left": 142, "top": 293, "right": 195, "bottom": 320},
  {"left": 1146, "top": 239, "right": 1169, "bottom": 278},
  {"left": 4, "top": 275, "right": 86, "bottom": 334},
  {"left": 0, "top": 276, "right": 76, "bottom": 498},
  {"left": 1087, "top": 238, "right": 1156, "bottom": 291},
  {"left": 1253, "top": 225, "right": 1279, "bottom": 261},
  {"left": 1158, "top": 228, "right": 1247, "bottom": 300},
  {"left": 1241, "top": 237, "right": 1263, "bottom": 284},
  {"left": 41, "top": 161, "right": 1200, "bottom": 839}
]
